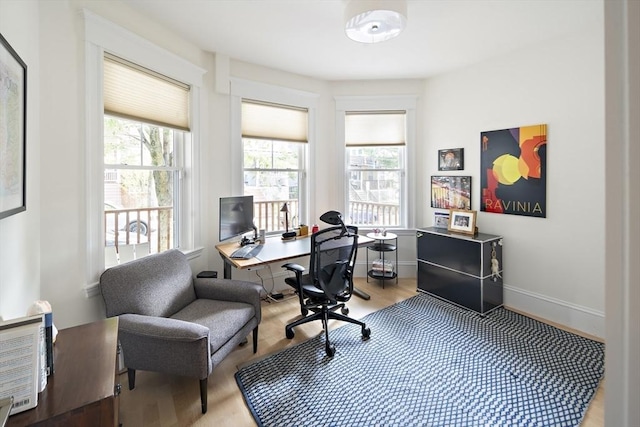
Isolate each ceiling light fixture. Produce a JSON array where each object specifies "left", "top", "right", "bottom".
[{"left": 345, "top": 0, "right": 407, "bottom": 44}]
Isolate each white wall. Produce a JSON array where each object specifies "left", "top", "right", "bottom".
[
  {"left": 0, "top": 0, "right": 606, "bottom": 340},
  {"left": 421, "top": 24, "right": 605, "bottom": 336},
  {"left": 0, "top": 0, "right": 41, "bottom": 321}
]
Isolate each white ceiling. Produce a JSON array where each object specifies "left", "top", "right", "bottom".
[{"left": 121, "top": 0, "right": 602, "bottom": 81}]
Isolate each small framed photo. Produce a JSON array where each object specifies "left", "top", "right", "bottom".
[
  {"left": 438, "top": 148, "right": 464, "bottom": 171},
  {"left": 433, "top": 211, "right": 450, "bottom": 228},
  {"left": 448, "top": 209, "right": 477, "bottom": 235}
]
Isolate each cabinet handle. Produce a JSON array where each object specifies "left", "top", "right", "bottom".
[{"left": 416, "top": 232, "right": 423, "bottom": 238}]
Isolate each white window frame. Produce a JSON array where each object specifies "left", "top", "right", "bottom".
[
  {"left": 230, "top": 79, "right": 319, "bottom": 229},
  {"left": 335, "top": 95, "right": 417, "bottom": 230},
  {"left": 83, "top": 10, "right": 206, "bottom": 295}
]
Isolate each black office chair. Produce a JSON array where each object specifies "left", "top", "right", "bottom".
[{"left": 282, "top": 211, "right": 371, "bottom": 357}]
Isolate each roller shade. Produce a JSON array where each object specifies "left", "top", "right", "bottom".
[
  {"left": 345, "top": 111, "right": 406, "bottom": 146},
  {"left": 242, "top": 99, "right": 308, "bottom": 143},
  {"left": 104, "top": 53, "right": 190, "bottom": 131}
]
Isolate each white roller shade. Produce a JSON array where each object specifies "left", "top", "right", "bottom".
[
  {"left": 242, "top": 100, "right": 308, "bottom": 143},
  {"left": 345, "top": 111, "right": 406, "bottom": 146},
  {"left": 104, "top": 54, "right": 190, "bottom": 131}
]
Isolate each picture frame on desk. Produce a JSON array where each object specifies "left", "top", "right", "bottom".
[{"left": 448, "top": 208, "right": 477, "bottom": 236}]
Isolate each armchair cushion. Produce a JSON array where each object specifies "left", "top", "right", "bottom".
[
  {"left": 193, "top": 278, "right": 262, "bottom": 323},
  {"left": 171, "top": 299, "right": 256, "bottom": 354}
]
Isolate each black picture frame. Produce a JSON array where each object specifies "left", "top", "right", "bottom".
[
  {"left": 0, "top": 32, "right": 27, "bottom": 220},
  {"left": 430, "top": 175, "right": 472, "bottom": 210},
  {"left": 438, "top": 148, "right": 464, "bottom": 171}
]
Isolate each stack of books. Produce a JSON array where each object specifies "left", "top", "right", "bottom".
[{"left": 371, "top": 258, "right": 394, "bottom": 277}]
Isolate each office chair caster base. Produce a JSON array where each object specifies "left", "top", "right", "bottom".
[
  {"left": 326, "top": 343, "right": 336, "bottom": 357},
  {"left": 362, "top": 327, "right": 371, "bottom": 340},
  {"left": 285, "top": 327, "right": 295, "bottom": 339}
]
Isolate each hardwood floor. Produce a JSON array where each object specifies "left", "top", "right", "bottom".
[{"left": 118, "top": 277, "right": 604, "bottom": 427}]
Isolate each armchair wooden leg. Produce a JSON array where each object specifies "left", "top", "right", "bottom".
[
  {"left": 127, "top": 369, "right": 136, "bottom": 390},
  {"left": 252, "top": 326, "right": 259, "bottom": 353},
  {"left": 200, "top": 378, "right": 207, "bottom": 414}
]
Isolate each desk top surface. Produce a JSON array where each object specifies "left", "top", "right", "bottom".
[{"left": 216, "top": 233, "right": 374, "bottom": 269}]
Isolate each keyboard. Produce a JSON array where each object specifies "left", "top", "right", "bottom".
[{"left": 230, "top": 244, "right": 263, "bottom": 259}]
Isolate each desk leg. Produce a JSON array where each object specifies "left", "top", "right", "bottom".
[
  {"left": 220, "top": 255, "right": 233, "bottom": 279},
  {"left": 353, "top": 286, "right": 370, "bottom": 300}
]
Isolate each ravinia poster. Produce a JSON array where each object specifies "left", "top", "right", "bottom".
[{"left": 480, "top": 124, "right": 547, "bottom": 218}]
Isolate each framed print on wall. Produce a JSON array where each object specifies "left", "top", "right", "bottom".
[
  {"left": 0, "top": 32, "right": 27, "bottom": 220},
  {"left": 438, "top": 148, "right": 464, "bottom": 171},
  {"left": 480, "top": 124, "right": 547, "bottom": 217},
  {"left": 448, "top": 209, "right": 477, "bottom": 235},
  {"left": 431, "top": 176, "right": 471, "bottom": 210}
]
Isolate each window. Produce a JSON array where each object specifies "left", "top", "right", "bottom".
[
  {"left": 84, "top": 11, "right": 204, "bottom": 294},
  {"left": 344, "top": 111, "right": 406, "bottom": 228},
  {"left": 241, "top": 99, "right": 308, "bottom": 234},
  {"left": 101, "top": 54, "right": 190, "bottom": 265},
  {"left": 103, "top": 116, "right": 185, "bottom": 257}
]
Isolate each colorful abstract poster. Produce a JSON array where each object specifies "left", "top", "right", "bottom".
[{"left": 480, "top": 124, "right": 547, "bottom": 217}]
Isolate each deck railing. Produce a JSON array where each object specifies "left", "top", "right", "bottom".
[
  {"left": 104, "top": 206, "right": 173, "bottom": 254},
  {"left": 253, "top": 199, "right": 399, "bottom": 232},
  {"left": 253, "top": 200, "right": 299, "bottom": 232},
  {"left": 347, "top": 201, "right": 399, "bottom": 227},
  {"left": 105, "top": 200, "right": 400, "bottom": 256}
]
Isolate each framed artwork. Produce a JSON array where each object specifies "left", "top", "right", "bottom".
[
  {"left": 0, "top": 33, "right": 27, "bottom": 220},
  {"left": 431, "top": 176, "right": 472, "bottom": 210},
  {"left": 438, "top": 148, "right": 464, "bottom": 171},
  {"left": 448, "top": 209, "right": 477, "bottom": 235},
  {"left": 480, "top": 124, "right": 547, "bottom": 217},
  {"left": 433, "top": 211, "right": 450, "bottom": 228}
]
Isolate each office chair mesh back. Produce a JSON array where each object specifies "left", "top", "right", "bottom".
[{"left": 310, "top": 226, "right": 358, "bottom": 303}]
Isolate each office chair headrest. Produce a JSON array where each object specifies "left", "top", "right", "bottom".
[
  {"left": 319, "top": 210, "right": 343, "bottom": 226},
  {"left": 319, "top": 210, "right": 351, "bottom": 237}
]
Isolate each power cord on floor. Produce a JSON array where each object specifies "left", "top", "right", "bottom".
[{"left": 256, "top": 264, "right": 298, "bottom": 303}]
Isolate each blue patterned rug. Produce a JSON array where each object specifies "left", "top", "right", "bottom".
[{"left": 235, "top": 293, "right": 604, "bottom": 427}]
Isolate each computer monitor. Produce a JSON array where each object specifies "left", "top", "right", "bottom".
[{"left": 219, "top": 195, "right": 256, "bottom": 242}]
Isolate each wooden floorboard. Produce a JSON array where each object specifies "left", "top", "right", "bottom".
[{"left": 117, "top": 277, "right": 604, "bottom": 427}]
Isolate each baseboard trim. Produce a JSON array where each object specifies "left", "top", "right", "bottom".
[{"left": 504, "top": 285, "right": 605, "bottom": 340}]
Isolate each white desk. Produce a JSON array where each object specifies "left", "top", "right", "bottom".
[{"left": 215, "top": 234, "right": 374, "bottom": 299}]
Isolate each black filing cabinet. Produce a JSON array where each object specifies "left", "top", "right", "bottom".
[{"left": 416, "top": 227, "right": 503, "bottom": 314}]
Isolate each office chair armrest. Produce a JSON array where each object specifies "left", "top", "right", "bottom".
[{"left": 282, "top": 262, "right": 305, "bottom": 273}]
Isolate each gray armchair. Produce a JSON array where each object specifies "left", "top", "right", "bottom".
[{"left": 99, "top": 249, "right": 262, "bottom": 414}]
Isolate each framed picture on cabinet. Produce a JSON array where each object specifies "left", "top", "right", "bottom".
[
  {"left": 448, "top": 209, "right": 477, "bottom": 235},
  {"left": 433, "top": 211, "right": 450, "bottom": 228},
  {"left": 438, "top": 148, "right": 464, "bottom": 171}
]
